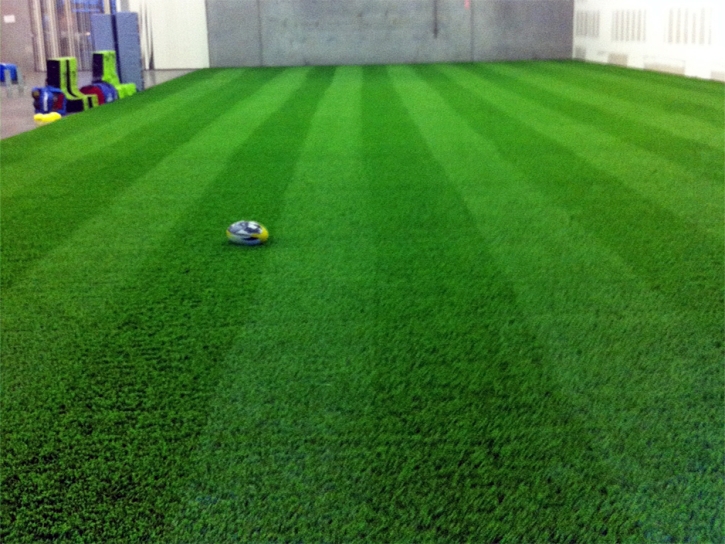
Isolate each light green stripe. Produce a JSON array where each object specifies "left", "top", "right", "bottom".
[
  {"left": 169, "top": 65, "right": 371, "bottom": 539},
  {"left": 2, "top": 68, "right": 310, "bottom": 369},
  {"left": 388, "top": 65, "right": 715, "bottom": 513},
  {"left": 388, "top": 64, "right": 684, "bottom": 365},
  {"left": 543, "top": 61, "right": 723, "bottom": 108},
  {"left": 489, "top": 63, "right": 722, "bottom": 148},
  {"left": 438, "top": 64, "right": 723, "bottom": 238},
  {"left": 1, "top": 70, "right": 246, "bottom": 197}
]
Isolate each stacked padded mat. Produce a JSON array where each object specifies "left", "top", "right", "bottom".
[
  {"left": 33, "top": 52, "right": 137, "bottom": 116},
  {"left": 46, "top": 57, "right": 98, "bottom": 113},
  {"left": 92, "top": 50, "right": 136, "bottom": 99}
]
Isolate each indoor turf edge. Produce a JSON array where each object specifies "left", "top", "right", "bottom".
[{"left": 1, "top": 61, "right": 723, "bottom": 542}]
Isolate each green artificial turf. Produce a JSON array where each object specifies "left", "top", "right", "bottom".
[{"left": 1, "top": 61, "right": 723, "bottom": 542}]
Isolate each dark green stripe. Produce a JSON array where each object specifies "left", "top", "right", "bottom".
[
  {"left": 420, "top": 64, "right": 723, "bottom": 319},
  {"left": 0, "top": 69, "right": 283, "bottom": 290},
  {"left": 169, "top": 66, "right": 376, "bottom": 540},
  {"left": 1, "top": 62, "right": 722, "bottom": 543},
  {"left": 466, "top": 63, "right": 723, "bottom": 178},
  {"left": 396, "top": 63, "right": 722, "bottom": 540},
  {"left": 565, "top": 60, "right": 725, "bottom": 101},
  {"left": 0, "top": 66, "right": 335, "bottom": 542},
  {"left": 358, "top": 64, "right": 628, "bottom": 541},
  {"left": 534, "top": 62, "right": 725, "bottom": 126}
]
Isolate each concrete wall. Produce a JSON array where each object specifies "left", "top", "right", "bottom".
[
  {"left": 260, "top": 0, "right": 471, "bottom": 66},
  {"left": 0, "top": 0, "right": 36, "bottom": 73},
  {"left": 475, "top": 0, "right": 575, "bottom": 61},
  {"left": 573, "top": 0, "right": 724, "bottom": 81},
  {"left": 206, "top": 0, "right": 574, "bottom": 67},
  {"left": 2, "top": 0, "right": 574, "bottom": 72},
  {"left": 206, "top": 0, "right": 262, "bottom": 66}
]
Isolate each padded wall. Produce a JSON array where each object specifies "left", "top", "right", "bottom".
[
  {"left": 91, "top": 13, "right": 115, "bottom": 52},
  {"left": 115, "top": 12, "right": 144, "bottom": 91}
]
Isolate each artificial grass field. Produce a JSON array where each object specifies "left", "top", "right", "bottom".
[{"left": 1, "top": 61, "right": 723, "bottom": 542}]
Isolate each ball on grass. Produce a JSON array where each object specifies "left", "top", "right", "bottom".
[{"left": 226, "top": 220, "right": 269, "bottom": 246}]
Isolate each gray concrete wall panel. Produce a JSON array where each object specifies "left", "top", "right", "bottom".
[
  {"left": 259, "top": 0, "right": 470, "bottom": 66},
  {"left": 206, "top": 0, "right": 262, "bottom": 66},
  {"left": 475, "top": 0, "right": 574, "bottom": 61}
]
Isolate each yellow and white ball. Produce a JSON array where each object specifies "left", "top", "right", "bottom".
[{"left": 226, "top": 220, "right": 269, "bottom": 246}]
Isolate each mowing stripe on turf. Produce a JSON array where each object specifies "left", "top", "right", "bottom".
[
  {"left": 536, "top": 62, "right": 725, "bottom": 126},
  {"left": 1, "top": 66, "right": 310, "bottom": 324},
  {"left": 425, "top": 64, "right": 724, "bottom": 295},
  {"left": 488, "top": 63, "right": 722, "bottom": 149},
  {"left": 0, "top": 70, "right": 251, "bottom": 194},
  {"left": 168, "top": 64, "right": 374, "bottom": 542},
  {"left": 438, "top": 64, "right": 724, "bottom": 237},
  {"left": 547, "top": 62, "right": 725, "bottom": 117},
  {"left": 0, "top": 69, "right": 290, "bottom": 290},
  {"left": 390, "top": 63, "right": 723, "bottom": 539},
  {"left": 1, "top": 62, "right": 722, "bottom": 542},
  {"left": 363, "top": 63, "right": 631, "bottom": 542},
  {"left": 0, "top": 66, "right": 318, "bottom": 540},
  {"left": 474, "top": 63, "right": 722, "bottom": 183}
]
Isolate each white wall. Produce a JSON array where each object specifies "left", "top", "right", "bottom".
[
  {"left": 573, "top": 0, "right": 725, "bottom": 80},
  {"left": 126, "top": 0, "right": 210, "bottom": 69}
]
